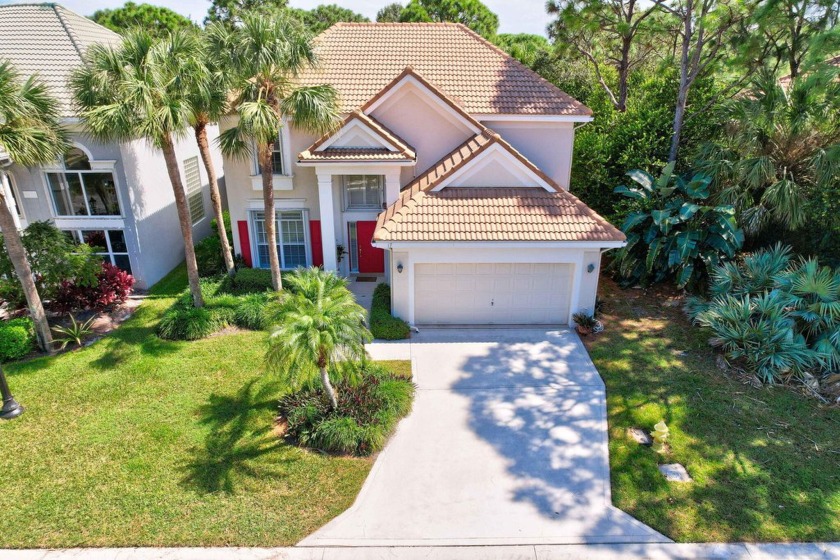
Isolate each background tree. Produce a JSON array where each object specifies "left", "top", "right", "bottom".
[
  {"left": 89, "top": 2, "right": 196, "bottom": 38},
  {"left": 266, "top": 268, "right": 371, "bottom": 410},
  {"left": 696, "top": 71, "right": 840, "bottom": 246},
  {"left": 290, "top": 4, "right": 369, "bottom": 34},
  {"left": 185, "top": 31, "right": 235, "bottom": 275},
  {"left": 493, "top": 34, "right": 551, "bottom": 68},
  {"left": 547, "top": 0, "right": 659, "bottom": 112},
  {"left": 377, "top": 2, "right": 404, "bottom": 22},
  {"left": 212, "top": 11, "right": 340, "bottom": 291},
  {"left": 72, "top": 31, "right": 207, "bottom": 307},
  {"left": 0, "top": 61, "right": 69, "bottom": 351},
  {"left": 651, "top": 0, "right": 746, "bottom": 162},
  {"left": 205, "top": 0, "right": 288, "bottom": 27},
  {"left": 399, "top": 0, "right": 499, "bottom": 38}
]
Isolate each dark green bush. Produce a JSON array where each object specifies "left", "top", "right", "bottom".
[
  {"left": 233, "top": 293, "right": 279, "bottom": 330},
  {"left": 278, "top": 362, "right": 414, "bottom": 456},
  {"left": 370, "top": 283, "right": 410, "bottom": 340},
  {"left": 157, "top": 305, "right": 222, "bottom": 341},
  {"left": 195, "top": 234, "right": 225, "bottom": 278},
  {"left": 0, "top": 317, "right": 35, "bottom": 362},
  {"left": 219, "top": 267, "right": 274, "bottom": 295}
]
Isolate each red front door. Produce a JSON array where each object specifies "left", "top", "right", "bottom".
[{"left": 355, "top": 221, "right": 384, "bottom": 274}]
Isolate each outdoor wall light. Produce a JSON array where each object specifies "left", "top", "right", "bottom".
[
  {"left": 587, "top": 263, "right": 596, "bottom": 273},
  {"left": 397, "top": 262, "right": 404, "bottom": 273}
]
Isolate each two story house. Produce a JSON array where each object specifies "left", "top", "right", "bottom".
[
  {"left": 0, "top": 3, "right": 222, "bottom": 289},
  {"left": 222, "top": 22, "right": 625, "bottom": 326}
]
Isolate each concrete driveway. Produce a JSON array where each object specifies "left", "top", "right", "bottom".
[{"left": 299, "top": 329, "right": 670, "bottom": 547}]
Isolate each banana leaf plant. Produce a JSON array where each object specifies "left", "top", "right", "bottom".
[{"left": 611, "top": 162, "right": 745, "bottom": 291}]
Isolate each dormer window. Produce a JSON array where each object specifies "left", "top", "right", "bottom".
[
  {"left": 343, "top": 175, "right": 384, "bottom": 210},
  {"left": 45, "top": 147, "right": 121, "bottom": 217}
]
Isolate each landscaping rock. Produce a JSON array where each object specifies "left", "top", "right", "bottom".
[
  {"left": 627, "top": 427, "right": 652, "bottom": 446},
  {"left": 658, "top": 463, "right": 692, "bottom": 482}
]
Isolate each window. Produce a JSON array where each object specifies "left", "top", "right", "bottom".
[
  {"left": 45, "top": 147, "right": 121, "bottom": 217},
  {"left": 343, "top": 175, "right": 383, "bottom": 210},
  {"left": 64, "top": 229, "right": 131, "bottom": 274},
  {"left": 255, "top": 130, "right": 287, "bottom": 175},
  {"left": 252, "top": 210, "right": 307, "bottom": 269},
  {"left": 183, "top": 156, "right": 205, "bottom": 224}
]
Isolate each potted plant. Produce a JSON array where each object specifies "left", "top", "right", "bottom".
[{"left": 572, "top": 312, "right": 597, "bottom": 336}]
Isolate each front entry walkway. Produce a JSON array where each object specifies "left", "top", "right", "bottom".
[{"left": 300, "top": 329, "right": 670, "bottom": 547}]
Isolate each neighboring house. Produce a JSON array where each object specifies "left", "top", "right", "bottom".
[
  {"left": 221, "top": 22, "right": 625, "bottom": 326},
  {"left": 0, "top": 3, "right": 223, "bottom": 289}
]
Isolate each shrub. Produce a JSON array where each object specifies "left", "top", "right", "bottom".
[
  {"left": 0, "top": 317, "right": 36, "bottom": 362},
  {"left": 611, "top": 162, "right": 744, "bottom": 291},
  {"left": 157, "top": 305, "right": 221, "bottom": 341},
  {"left": 52, "top": 315, "right": 96, "bottom": 350},
  {"left": 278, "top": 362, "right": 415, "bottom": 455},
  {"left": 52, "top": 263, "right": 135, "bottom": 314},
  {"left": 195, "top": 234, "right": 225, "bottom": 277},
  {"left": 219, "top": 267, "right": 274, "bottom": 295},
  {"left": 0, "top": 221, "right": 101, "bottom": 308},
  {"left": 233, "top": 293, "right": 278, "bottom": 330},
  {"left": 688, "top": 244, "right": 840, "bottom": 383},
  {"left": 370, "top": 283, "right": 410, "bottom": 340}
]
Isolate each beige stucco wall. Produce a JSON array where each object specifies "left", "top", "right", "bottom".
[{"left": 479, "top": 121, "right": 576, "bottom": 190}]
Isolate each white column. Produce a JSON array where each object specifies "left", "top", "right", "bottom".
[
  {"left": 384, "top": 170, "right": 401, "bottom": 205},
  {"left": 0, "top": 172, "right": 21, "bottom": 230},
  {"left": 317, "top": 173, "right": 338, "bottom": 271}
]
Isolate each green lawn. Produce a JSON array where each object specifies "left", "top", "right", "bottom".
[
  {"left": 589, "top": 278, "right": 840, "bottom": 542},
  {"left": 0, "top": 266, "right": 408, "bottom": 548}
]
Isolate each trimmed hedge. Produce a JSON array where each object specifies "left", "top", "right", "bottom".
[
  {"left": 370, "top": 283, "right": 410, "bottom": 340},
  {"left": 278, "top": 361, "right": 415, "bottom": 455},
  {"left": 0, "top": 317, "right": 36, "bottom": 362},
  {"left": 219, "top": 268, "right": 274, "bottom": 295}
]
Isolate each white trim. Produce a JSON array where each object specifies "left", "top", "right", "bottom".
[
  {"left": 248, "top": 207, "right": 311, "bottom": 270},
  {"left": 53, "top": 217, "right": 126, "bottom": 230},
  {"left": 365, "top": 75, "right": 482, "bottom": 135},
  {"left": 430, "top": 143, "right": 554, "bottom": 192},
  {"left": 298, "top": 160, "right": 414, "bottom": 168},
  {"left": 373, "top": 240, "right": 626, "bottom": 250},
  {"left": 474, "top": 114, "right": 593, "bottom": 123},
  {"left": 245, "top": 198, "right": 307, "bottom": 211},
  {"left": 250, "top": 174, "right": 294, "bottom": 191},
  {"left": 319, "top": 120, "right": 402, "bottom": 152},
  {"left": 89, "top": 160, "right": 117, "bottom": 171}
]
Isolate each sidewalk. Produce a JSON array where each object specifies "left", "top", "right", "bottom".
[{"left": 1, "top": 543, "right": 838, "bottom": 560}]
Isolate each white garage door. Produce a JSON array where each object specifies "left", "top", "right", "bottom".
[{"left": 414, "top": 263, "right": 572, "bottom": 325}]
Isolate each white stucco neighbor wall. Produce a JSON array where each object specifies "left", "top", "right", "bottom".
[
  {"left": 381, "top": 243, "right": 607, "bottom": 326},
  {"left": 479, "top": 120, "right": 576, "bottom": 190}
]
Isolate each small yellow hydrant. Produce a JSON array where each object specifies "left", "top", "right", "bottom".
[{"left": 651, "top": 421, "right": 670, "bottom": 453}]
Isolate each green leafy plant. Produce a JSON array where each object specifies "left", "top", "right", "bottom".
[
  {"left": 278, "top": 362, "right": 415, "bottom": 455},
  {"left": 612, "top": 162, "right": 744, "bottom": 291},
  {"left": 157, "top": 305, "right": 221, "bottom": 341},
  {"left": 233, "top": 293, "right": 279, "bottom": 330},
  {"left": 52, "top": 315, "right": 97, "bottom": 350},
  {"left": 0, "top": 317, "right": 36, "bottom": 362},
  {"left": 572, "top": 311, "right": 597, "bottom": 334},
  {"left": 370, "top": 283, "right": 410, "bottom": 340}
]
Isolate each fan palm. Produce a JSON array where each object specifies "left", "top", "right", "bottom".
[
  {"left": 0, "top": 60, "right": 69, "bottom": 351},
  {"left": 185, "top": 30, "right": 235, "bottom": 275},
  {"left": 210, "top": 11, "right": 340, "bottom": 291},
  {"left": 697, "top": 69, "right": 840, "bottom": 237},
  {"left": 71, "top": 30, "right": 205, "bottom": 307},
  {"left": 266, "top": 268, "right": 371, "bottom": 410}
]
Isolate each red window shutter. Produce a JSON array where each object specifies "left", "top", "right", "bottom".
[
  {"left": 237, "top": 220, "right": 252, "bottom": 267},
  {"left": 309, "top": 220, "right": 323, "bottom": 267}
]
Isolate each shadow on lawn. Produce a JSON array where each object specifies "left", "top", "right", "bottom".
[{"left": 181, "top": 378, "right": 290, "bottom": 494}]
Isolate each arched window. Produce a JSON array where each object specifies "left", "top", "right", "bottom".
[{"left": 44, "top": 146, "right": 121, "bottom": 217}]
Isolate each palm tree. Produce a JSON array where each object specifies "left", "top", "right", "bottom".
[
  {"left": 71, "top": 30, "right": 205, "bottom": 307},
  {"left": 0, "top": 60, "right": 69, "bottom": 351},
  {"left": 696, "top": 69, "right": 840, "bottom": 237},
  {"left": 210, "top": 11, "right": 340, "bottom": 291},
  {"left": 266, "top": 268, "right": 371, "bottom": 410},
  {"left": 186, "top": 30, "right": 235, "bottom": 275}
]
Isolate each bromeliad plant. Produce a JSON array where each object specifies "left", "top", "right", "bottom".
[{"left": 612, "top": 162, "right": 744, "bottom": 291}]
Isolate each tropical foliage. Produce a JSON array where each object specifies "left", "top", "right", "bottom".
[
  {"left": 89, "top": 2, "right": 197, "bottom": 37},
  {"left": 266, "top": 268, "right": 371, "bottom": 410},
  {"left": 688, "top": 244, "right": 840, "bottom": 384},
  {"left": 611, "top": 162, "right": 744, "bottom": 290}
]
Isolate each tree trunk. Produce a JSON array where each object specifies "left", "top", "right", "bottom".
[
  {"left": 669, "top": 11, "right": 693, "bottom": 163},
  {"left": 320, "top": 365, "right": 338, "bottom": 410},
  {"left": 194, "top": 121, "right": 235, "bottom": 276},
  {"left": 0, "top": 177, "right": 52, "bottom": 352},
  {"left": 259, "top": 143, "right": 282, "bottom": 291},
  {"left": 161, "top": 135, "right": 204, "bottom": 308}
]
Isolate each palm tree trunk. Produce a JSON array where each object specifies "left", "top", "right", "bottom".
[
  {"left": 320, "top": 366, "right": 338, "bottom": 410},
  {"left": 0, "top": 179, "right": 52, "bottom": 352},
  {"left": 259, "top": 143, "right": 282, "bottom": 291},
  {"left": 161, "top": 135, "right": 204, "bottom": 308},
  {"left": 194, "top": 121, "right": 235, "bottom": 276}
]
